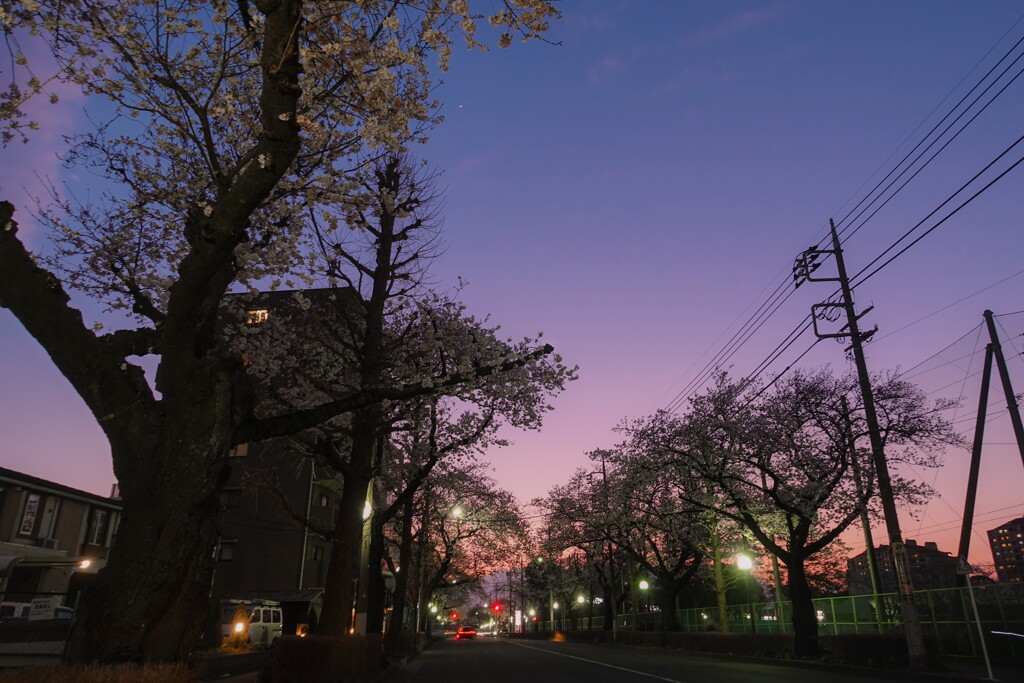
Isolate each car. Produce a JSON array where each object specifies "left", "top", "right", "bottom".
[{"left": 455, "top": 626, "right": 477, "bottom": 639}]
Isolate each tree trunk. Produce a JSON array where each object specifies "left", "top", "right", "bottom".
[
  {"left": 80, "top": 373, "right": 233, "bottom": 661},
  {"left": 656, "top": 578, "right": 683, "bottom": 632},
  {"left": 385, "top": 496, "right": 416, "bottom": 653},
  {"left": 364, "top": 514, "right": 387, "bottom": 634},
  {"left": 786, "top": 558, "right": 819, "bottom": 658},
  {"left": 710, "top": 526, "right": 730, "bottom": 632},
  {"left": 319, "top": 469, "right": 371, "bottom": 635}
]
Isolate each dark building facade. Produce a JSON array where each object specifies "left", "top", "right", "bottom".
[
  {"left": 847, "top": 539, "right": 959, "bottom": 594},
  {"left": 988, "top": 516, "right": 1024, "bottom": 583},
  {"left": 210, "top": 289, "right": 356, "bottom": 636}
]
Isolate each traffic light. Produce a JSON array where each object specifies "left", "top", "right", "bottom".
[
  {"left": 493, "top": 602, "right": 502, "bottom": 613},
  {"left": 450, "top": 611, "right": 458, "bottom": 621}
]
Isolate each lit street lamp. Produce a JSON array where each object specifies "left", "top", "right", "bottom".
[
  {"left": 736, "top": 555, "right": 756, "bottom": 634},
  {"left": 638, "top": 580, "right": 649, "bottom": 631}
]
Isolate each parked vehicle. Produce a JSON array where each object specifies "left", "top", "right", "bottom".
[
  {"left": 0, "top": 602, "right": 73, "bottom": 620},
  {"left": 220, "top": 599, "right": 283, "bottom": 648},
  {"left": 0, "top": 602, "right": 31, "bottom": 620}
]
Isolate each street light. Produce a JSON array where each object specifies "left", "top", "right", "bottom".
[
  {"left": 638, "top": 580, "right": 649, "bottom": 631},
  {"left": 736, "top": 554, "right": 756, "bottom": 634}
]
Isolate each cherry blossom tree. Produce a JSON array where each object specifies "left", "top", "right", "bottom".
[
  {"left": 625, "top": 368, "right": 958, "bottom": 657},
  {"left": 0, "top": 0, "right": 558, "bottom": 662}
]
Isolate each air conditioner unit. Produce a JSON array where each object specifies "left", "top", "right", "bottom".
[{"left": 40, "top": 538, "right": 59, "bottom": 550}]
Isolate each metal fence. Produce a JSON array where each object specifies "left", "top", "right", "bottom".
[
  {"left": 533, "top": 583, "right": 1024, "bottom": 662},
  {"left": 0, "top": 591, "right": 79, "bottom": 667}
]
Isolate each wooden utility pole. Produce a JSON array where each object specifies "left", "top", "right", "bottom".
[{"left": 794, "top": 219, "right": 928, "bottom": 669}]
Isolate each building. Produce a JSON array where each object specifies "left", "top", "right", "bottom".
[
  {"left": 0, "top": 467, "right": 120, "bottom": 601},
  {"left": 988, "top": 516, "right": 1024, "bottom": 583},
  {"left": 847, "top": 539, "right": 959, "bottom": 594},
  {"left": 209, "top": 289, "right": 355, "bottom": 637}
]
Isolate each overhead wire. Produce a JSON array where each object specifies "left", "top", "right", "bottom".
[
  {"left": 832, "top": 34, "right": 1024, "bottom": 246},
  {"left": 851, "top": 133, "right": 1024, "bottom": 288},
  {"left": 829, "top": 11, "right": 1024, "bottom": 245},
  {"left": 660, "top": 19, "right": 1024, "bottom": 414}
]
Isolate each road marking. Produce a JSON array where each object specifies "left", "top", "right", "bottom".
[{"left": 506, "top": 641, "right": 684, "bottom": 682}]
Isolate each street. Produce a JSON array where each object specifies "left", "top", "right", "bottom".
[{"left": 381, "top": 637, "right": 906, "bottom": 683}]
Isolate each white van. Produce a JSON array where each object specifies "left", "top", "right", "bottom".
[{"left": 221, "top": 600, "right": 283, "bottom": 648}]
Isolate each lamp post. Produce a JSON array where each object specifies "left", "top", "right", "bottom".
[
  {"left": 736, "top": 555, "right": 756, "bottom": 634},
  {"left": 638, "top": 580, "right": 649, "bottom": 631}
]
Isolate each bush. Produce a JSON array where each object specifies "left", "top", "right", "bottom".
[
  {"left": 0, "top": 663, "right": 190, "bottom": 682},
  {"left": 819, "top": 634, "right": 913, "bottom": 668}
]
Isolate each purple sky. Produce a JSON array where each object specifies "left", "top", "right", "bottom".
[{"left": 2, "top": 1, "right": 1023, "bottom": 568}]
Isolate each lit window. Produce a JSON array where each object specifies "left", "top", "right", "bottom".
[
  {"left": 245, "top": 309, "right": 269, "bottom": 325},
  {"left": 230, "top": 443, "right": 249, "bottom": 458}
]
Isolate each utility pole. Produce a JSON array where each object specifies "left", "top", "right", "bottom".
[
  {"left": 955, "top": 311, "right": 1024, "bottom": 585},
  {"left": 983, "top": 310, "right": 1024, "bottom": 469},
  {"left": 841, "top": 396, "right": 884, "bottom": 623},
  {"left": 956, "top": 343, "right": 993, "bottom": 581},
  {"left": 794, "top": 219, "right": 928, "bottom": 669}
]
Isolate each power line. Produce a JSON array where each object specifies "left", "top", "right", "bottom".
[
  {"left": 660, "top": 21, "right": 1024, "bottom": 414},
  {"left": 834, "top": 36, "right": 1024, "bottom": 246},
  {"left": 852, "top": 135, "right": 1024, "bottom": 288}
]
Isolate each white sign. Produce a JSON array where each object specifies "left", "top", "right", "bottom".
[{"left": 29, "top": 596, "right": 60, "bottom": 621}]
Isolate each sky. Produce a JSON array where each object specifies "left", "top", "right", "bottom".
[{"left": 2, "top": 1, "right": 1023, "bottom": 569}]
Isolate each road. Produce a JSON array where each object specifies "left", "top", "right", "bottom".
[{"left": 381, "top": 636, "right": 911, "bottom": 683}]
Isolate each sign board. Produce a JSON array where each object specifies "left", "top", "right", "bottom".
[{"left": 29, "top": 596, "right": 60, "bottom": 621}]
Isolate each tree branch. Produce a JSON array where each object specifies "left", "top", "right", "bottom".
[{"left": 235, "top": 344, "right": 553, "bottom": 443}]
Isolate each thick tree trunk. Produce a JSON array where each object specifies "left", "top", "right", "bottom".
[
  {"left": 786, "top": 559, "right": 819, "bottom": 658},
  {"left": 656, "top": 578, "right": 683, "bottom": 632},
  {"left": 79, "top": 372, "right": 233, "bottom": 661}
]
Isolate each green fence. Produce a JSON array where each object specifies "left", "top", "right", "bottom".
[{"left": 535, "top": 583, "right": 1024, "bottom": 662}]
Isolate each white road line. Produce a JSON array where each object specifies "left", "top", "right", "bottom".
[{"left": 506, "top": 641, "right": 685, "bottom": 683}]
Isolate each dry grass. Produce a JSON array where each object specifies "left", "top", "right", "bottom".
[{"left": 0, "top": 663, "right": 191, "bottom": 682}]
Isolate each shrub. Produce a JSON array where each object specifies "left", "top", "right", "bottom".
[{"left": 0, "top": 663, "right": 191, "bottom": 682}]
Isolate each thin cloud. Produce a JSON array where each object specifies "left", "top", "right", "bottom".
[{"left": 693, "top": 5, "right": 783, "bottom": 46}]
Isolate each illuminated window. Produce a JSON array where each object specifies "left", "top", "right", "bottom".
[
  {"left": 230, "top": 443, "right": 249, "bottom": 458},
  {"left": 245, "top": 308, "right": 269, "bottom": 325}
]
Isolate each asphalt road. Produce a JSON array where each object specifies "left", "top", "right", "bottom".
[{"left": 381, "top": 636, "right": 910, "bottom": 683}]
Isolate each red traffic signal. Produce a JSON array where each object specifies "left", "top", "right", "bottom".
[
  {"left": 492, "top": 602, "right": 502, "bottom": 612},
  {"left": 450, "top": 611, "right": 458, "bottom": 620}
]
